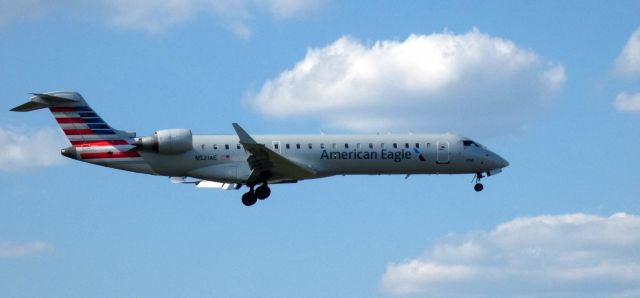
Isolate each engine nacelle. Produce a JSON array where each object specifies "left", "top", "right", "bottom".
[{"left": 134, "top": 128, "right": 193, "bottom": 154}]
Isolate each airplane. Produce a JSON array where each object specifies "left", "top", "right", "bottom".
[{"left": 11, "top": 91, "right": 509, "bottom": 206}]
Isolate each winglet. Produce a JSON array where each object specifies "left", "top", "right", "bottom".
[{"left": 232, "top": 123, "right": 258, "bottom": 145}]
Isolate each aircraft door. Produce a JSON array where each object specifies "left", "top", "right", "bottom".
[
  {"left": 272, "top": 141, "right": 281, "bottom": 154},
  {"left": 437, "top": 141, "right": 450, "bottom": 164}
]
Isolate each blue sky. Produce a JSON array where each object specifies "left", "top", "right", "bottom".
[{"left": 1, "top": 1, "right": 640, "bottom": 297}]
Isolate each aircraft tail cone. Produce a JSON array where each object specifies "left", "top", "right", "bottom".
[{"left": 61, "top": 146, "right": 77, "bottom": 159}]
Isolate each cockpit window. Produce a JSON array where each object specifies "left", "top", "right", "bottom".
[{"left": 463, "top": 140, "right": 480, "bottom": 147}]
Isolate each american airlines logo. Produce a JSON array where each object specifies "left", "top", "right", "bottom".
[{"left": 414, "top": 148, "right": 426, "bottom": 162}]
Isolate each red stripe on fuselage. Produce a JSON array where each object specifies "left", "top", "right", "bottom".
[
  {"left": 80, "top": 151, "right": 141, "bottom": 159},
  {"left": 71, "top": 140, "right": 130, "bottom": 147},
  {"left": 56, "top": 118, "right": 84, "bottom": 124}
]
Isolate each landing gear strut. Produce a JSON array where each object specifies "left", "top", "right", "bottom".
[
  {"left": 241, "top": 183, "right": 271, "bottom": 206},
  {"left": 473, "top": 172, "right": 484, "bottom": 192}
]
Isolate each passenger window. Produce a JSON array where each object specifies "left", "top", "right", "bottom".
[
  {"left": 356, "top": 143, "right": 361, "bottom": 149},
  {"left": 225, "top": 144, "right": 229, "bottom": 150},
  {"left": 213, "top": 144, "right": 218, "bottom": 150},
  {"left": 332, "top": 143, "right": 337, "bottom": 149},
  {"left": 308, "top": 144, "right": 312, "bottom": 149},
  {"left": 274, "top": 143, "right": 279, "bottom": 150},
  {"left": 393, "top": 143, "right": 398, "bottom": 149},
  {"left": 320, "top": 143, "right": 325, "bottom": 149},
  {"left": 286, "top": 144, "right": 290, "bottom": 149},
  {"left": 415, "top": 143, "right": 420, "bottom": 148},
  {"left": 427, "top": 143, "right": 431, "bottom": 148},
  {"left": 296, "top": 144, "right": 301, "bottom": 149},
  {"left": 237, "top": 144, "right": 241, "bottom": 149},
  {"left": 369, "top": 143, "right": 373, "bottom": 149},
  {"left": 405, "top": 143, "right": 409, "bottom": 148},
  {"left": 345, "top": 143, "right": 349, "bottom": 149},
  {"left": 381, "top": 143, "right": 385, "bottom": 148}
]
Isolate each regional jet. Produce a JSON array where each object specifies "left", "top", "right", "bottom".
[{"left": 11, "top": 92, "right": 509, "bottom": 206}]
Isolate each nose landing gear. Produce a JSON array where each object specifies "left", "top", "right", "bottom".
[
  {"left": 473, "top": 172, "right": 484, "bottom": 192},
  {"left": 241, "top": 183, "right": 271, "bottom": 206}
]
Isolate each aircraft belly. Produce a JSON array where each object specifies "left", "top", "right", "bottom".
[
  {"left": 104, "top": 161, "right": 158, "bottom": 175},
  {"left": 139, "top": 151, "right": 250, "bottom": 179},
  {"left": 187, "top": 162, "right": 251, "bottom": 183}
]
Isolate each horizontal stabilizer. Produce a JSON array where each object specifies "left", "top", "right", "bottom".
[
  {"left": 10, "top": 92, "right": 82, "bottom": 112},
  {"left": 10, "top": 100, "right": 49, "bottom": 112},
  {"left": 30, "top": 93, "right": 78, "bottom": 103}
]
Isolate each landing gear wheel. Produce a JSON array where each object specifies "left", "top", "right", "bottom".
[
  {"left": 255, "top": 184, "right": 271, "bottom": 200},
  {"left": 241, "top": 191, "right": 257, "bottom": 206},
  {"left": 474, "top": 183, "right": 484, "bottom": 192}
]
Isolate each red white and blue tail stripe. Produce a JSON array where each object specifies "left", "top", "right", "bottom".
[
  {"left": 11, "top": 91, "right": 144, "bottom": 164},
  {"left": 50, "top": 105, "right": 142, "bottom": 161}
]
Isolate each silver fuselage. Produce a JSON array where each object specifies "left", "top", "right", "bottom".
[{"left": 98, "top": 133, "right": 508, "bottom": 184}]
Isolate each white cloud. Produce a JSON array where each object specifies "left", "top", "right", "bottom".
[
  {"left": 248, "top": 29, "right": 565, "bottom": 137},
  {"left": 0, "top": 0, "right": 325, "bottom": 36},
  {"left": 614, "top": 92, "right": 640, "bottom": 113},
  {"left": 0, "top": 241, "right": 54, "bottom": 258},
  {"left": 257, "top": 0, "right": 326, "bottom": 19},
  {"left": 106, "top": 0, "right": 204, "bottom": 33},
  {"left": 615, "top": 27, "right": 640, "bottom": 76},
  {"left": 612, "top": 28, "right": 640, "bottom": 113},
  {"left": 380, "top": 213, "right": 640, "bottom": 298},
  {"left": 0, "top": 126, "right": 69, "bottom": 172},
  {"left": 105, "top": 0, "right": 251, "bottom": 35}
]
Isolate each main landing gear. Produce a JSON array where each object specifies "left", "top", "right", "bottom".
[
  {"left": 473, "top": 172, "right": 484, "bottom": 192},
  {"left": 241, "top": 183, "right": 271, "bottom": 206}
]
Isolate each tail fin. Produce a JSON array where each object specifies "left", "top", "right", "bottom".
[
  {"left": 11, "top": 91, "right": 155, "bottom": 174},
  {"left": 11, "top": 91, "right": 136, "bottom": 148}
]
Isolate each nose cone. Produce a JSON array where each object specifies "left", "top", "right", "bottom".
[{"left": 496, "top": 155, "right": 509, "bottom": 168}]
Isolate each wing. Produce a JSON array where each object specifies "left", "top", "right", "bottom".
[
  {"left": 232, "top": 123, "right": 316, "bottom": 185},
  {"left": 170, "top": 176, "right": 241, "bottom": 190}
]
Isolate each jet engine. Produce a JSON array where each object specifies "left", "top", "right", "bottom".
[{"left": 134, "top": 128, "right": 193, "bottom": 154}]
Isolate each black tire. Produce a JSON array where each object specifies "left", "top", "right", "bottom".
[
  {"left": 474, "top": 183, "right": 484, "bottom": 192},
  {"left": 255, "top": 185, "right": 271, "bottom": 200},
  {"left": 241, "top": 191, "right": 257, "bottom": 206}
]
